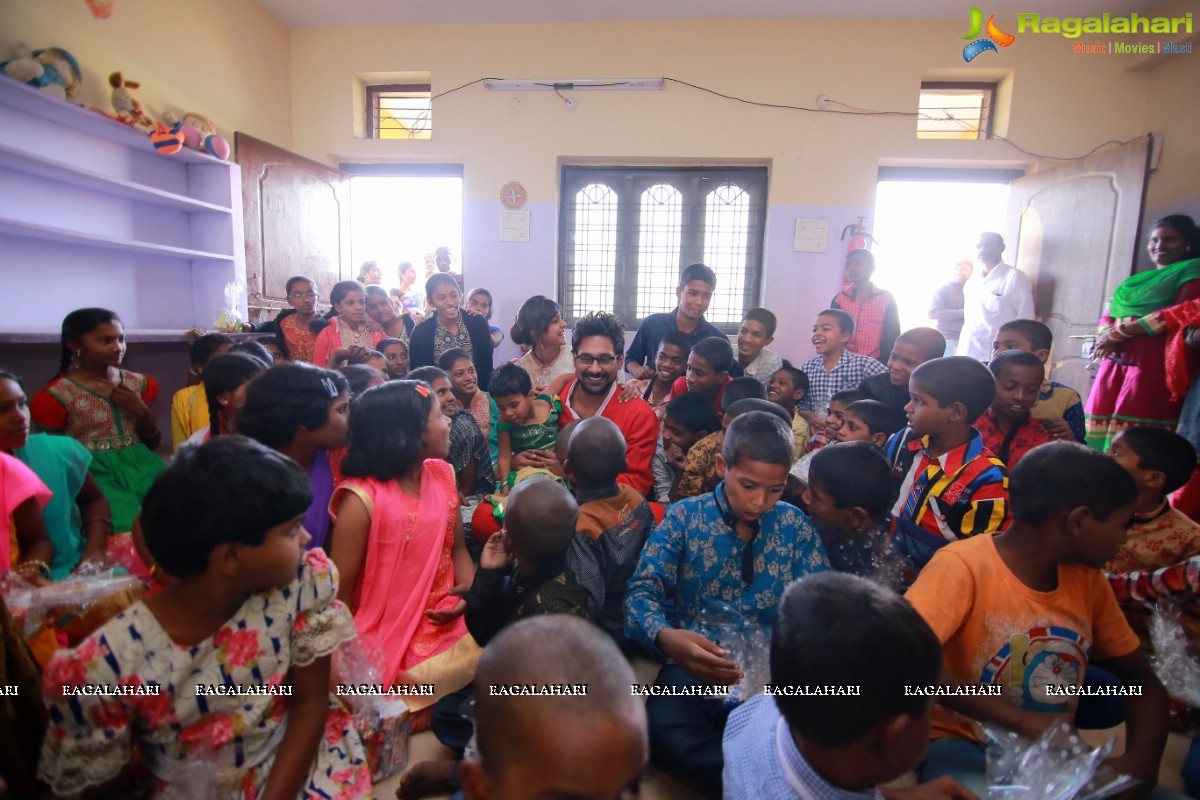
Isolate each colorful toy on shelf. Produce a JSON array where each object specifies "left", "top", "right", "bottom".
[
  {"left": 0, "top": 44, "right": 82, "bottom": 99},
  {"left": 150, "top": 121, "right": 184, "bottom": 155},
  {"left": 108, "top": 71, "right": 152, "bottom": 130},
  {"left": 161, "top": 110, "right": 231, "bottom": 160}
]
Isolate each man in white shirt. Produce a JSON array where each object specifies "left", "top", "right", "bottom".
[{"left": 957, "top": 232, "right": 1036, "bottom": 361}]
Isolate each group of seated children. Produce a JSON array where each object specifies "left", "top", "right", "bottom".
[{"left": 6, "top": 257, "right": 1200, "bottom": 800}]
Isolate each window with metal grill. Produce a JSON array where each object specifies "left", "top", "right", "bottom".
[
  {"left": 558, "top": 166, "right": 767, "bottom": 330},
  {"left": 366, "top": 83, "right": 432, "bottom": 140},
  {"left": 917, "top": 82, "right": 996, "bottom": 140}
]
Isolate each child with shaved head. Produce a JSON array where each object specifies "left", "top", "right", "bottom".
[
  {"left": 462, "top": 615, "right": 649, "bottom": 800},
  {"left": 565, "top": 417, "right": 657, "bottom": 650},
  {"left": 464, "top": 478, "right": 591, "bottom": 645},
  {"left": 402, "top": 479, "right": 592, "bottom": 799}
]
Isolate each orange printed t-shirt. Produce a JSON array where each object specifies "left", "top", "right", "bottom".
[{"left": 905, "top": 534, "right": 1140, "bottom": 743}]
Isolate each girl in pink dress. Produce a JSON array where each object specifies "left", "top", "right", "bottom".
[
  {"left": 329, "top": 380, "right": 479, "bottom": 730},
  {"left": 313, "top": 281, "right": 385, "bottom": 368}
]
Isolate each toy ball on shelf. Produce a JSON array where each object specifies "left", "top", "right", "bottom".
[
  {"left": 150, "top": 122, "right": 184, "bottom": 155},
  {"left": 203, "top": 134, "right": 231, "bottom": 160}
]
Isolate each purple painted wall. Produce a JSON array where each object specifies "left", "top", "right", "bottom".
[{"left": 460, "top": 198, "right": 870, "bottom": 370}]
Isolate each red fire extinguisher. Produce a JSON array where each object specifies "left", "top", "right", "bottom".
[{"left": 840, "top": 216, "right": 877, "bottom": 253}]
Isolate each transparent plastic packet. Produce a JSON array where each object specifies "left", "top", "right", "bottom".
[
  {"left": 332, "top": 636, "right": 411, "bottom": 782},
  {"left": 2, "top": 556, "right": 143, "bottom": 640},
  {"left": 692, "top": 602, "right": 770, "bottom": 707},
  {"left": 984, "top": 722, "right": 1136, "bottom": 800},
  {"left": 1149, "top": 600, "right": 1200, "bottom": 708},
  {"left": 214, "top": 278, "right": 247, "bottom": 332},
  {"left": 150, "top": 744, "right": 223, "bottom": 800}
]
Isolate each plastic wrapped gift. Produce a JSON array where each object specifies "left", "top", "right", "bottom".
[
  {"left": 2, "top": 559, "right": 143, "bottom": 644},
  {"left": 1149, "top": 601, "right": 1200, "bottom": 708},
  {"left": 333, "top": 637, "right": 412, "bottom": 782},
  {"left": 692, "top": 602, "right": 770, "bottom": 707},
  {"left": 214, "top": 278, "right": 247, "bottom": 332},
  {"left": 984, "top": 722, "right": 1135, "bottom": 800}
]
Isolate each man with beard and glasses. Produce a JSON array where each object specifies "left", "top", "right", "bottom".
[{"left": 520, "top": 311, "right": 658, "bottom": 496}]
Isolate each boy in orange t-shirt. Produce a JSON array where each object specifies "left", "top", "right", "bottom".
[{"left": 906, "top": 442, "right": 1170, "bottom": 796}]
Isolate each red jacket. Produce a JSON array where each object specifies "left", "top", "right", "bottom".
[{"left": 557, "top": 379, "right": 659, "bottom": 496}]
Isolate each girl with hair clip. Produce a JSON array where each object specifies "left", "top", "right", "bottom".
[
  {"left": 312, "top": 281, "right": 385, "bottom": 368},
  {"left": 1, "top": 369, "right": 111, "bottom": 579},
  {"left": 38, "top": 436, "right": 371, "bottom": 799},
  {"left": 30, "top": 308, "right": 164, "bottom": 534},
  {"left": 328, "top": 380, "right": 480, "bottom": 731},
  {"left": 186, "top": 352, "right": 268, "bottom": 445},
  {"left": 511, "top": 295, "right": 573, "bottom": 390},
  {"left": 236, "top": 362, "right": 350, "bottom": 552}
]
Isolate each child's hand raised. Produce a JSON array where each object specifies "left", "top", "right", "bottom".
[
  {"left": 657, "top": 628, "right": 743, "bottom": 687},
  {"left": 479, "top": 531, "right": 514, "bottom": 570}
]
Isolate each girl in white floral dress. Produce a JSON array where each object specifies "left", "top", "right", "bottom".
[{"left": 38, "top": 436, "right": 371, "bottom": 800}]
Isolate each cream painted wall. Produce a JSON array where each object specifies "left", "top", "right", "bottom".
[
  {"left": 1143, "top": 53, "right": 1199, "bottom": 210},
  {"left": 0, "top": 0, "right": 291, "bottom": 148},
  {"left": 289, "top": 17, "right": 1197, "bottom": 359},
  {"left": 288, "top": 19, "right": 1166, "bottom": 203}
]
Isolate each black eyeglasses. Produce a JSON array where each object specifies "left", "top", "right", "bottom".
[
  {"left": 574, "top": 354, "right": 618, "bottom": 367},
  {"left": 289, "top": 291, "right": 317, "bottom": 299}
]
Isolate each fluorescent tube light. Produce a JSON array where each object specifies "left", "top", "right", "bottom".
[{"left": 484, "top": 78, "right": 664, "bottom": 92}]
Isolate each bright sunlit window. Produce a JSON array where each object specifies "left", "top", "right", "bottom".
[
  {"left": 350, "top": 176, "right": 462, "bottom": 287},
  {"left": 917, "top": 82, "right": 996, "bottom": 140},
  {"left": 871, "top": 179, "right": 1009, "bottom": 332}
]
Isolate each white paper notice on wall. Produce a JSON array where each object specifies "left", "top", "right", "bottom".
[
  {"left": 793, "top": 219, "right": 829, "bottom": 253},
  {"left": 501, "top": 210, "right": 530, "bottom": 243}
]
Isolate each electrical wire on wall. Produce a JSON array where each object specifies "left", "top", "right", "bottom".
[{"left": 426, "top": 75, "right": 1130, "bottom": 163}]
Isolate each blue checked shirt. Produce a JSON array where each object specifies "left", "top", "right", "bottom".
[
  {"left": 723, "top": 694, "right": 886, "bottom": 800},
  {"left": 624, "top": 483, "right": 829, "bottom": 655},
  {"left": 797, "top": 350, "right": 887, "bottom": 413}
]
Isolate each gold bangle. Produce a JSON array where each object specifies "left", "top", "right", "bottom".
[{"left": 15, "top": 559, "right": 50, "bottom": 579}]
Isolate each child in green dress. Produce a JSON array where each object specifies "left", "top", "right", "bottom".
[
  {"left": 30, "top": 308, "right": 164, "bottom": 534},
  {"left": 491, "top": 364, "right": 561, "bottom": 490}
]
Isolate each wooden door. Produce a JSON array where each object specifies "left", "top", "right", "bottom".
[
  {"left": 1004, "top": 135, "right": 1152, "bottom": 400},
  {"left": 236, "top": 133, "right": 351, "bottom": 322}
]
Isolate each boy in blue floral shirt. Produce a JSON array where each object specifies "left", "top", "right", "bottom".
[{"left": 625, "top": 410, "right": 829, "bottom": 798}]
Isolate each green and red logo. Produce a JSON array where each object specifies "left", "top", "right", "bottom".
[{"left": 962, "top": 7, "right": 1016, "bottom": 61}]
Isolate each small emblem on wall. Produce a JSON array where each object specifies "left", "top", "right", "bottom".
[{"left": 500, "top": 181, "right": 528, "bottom": 210}]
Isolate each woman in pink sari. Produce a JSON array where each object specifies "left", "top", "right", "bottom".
[
  {"left": 1, "top": 451, "right": 53, "bottom": 580},
  {"left": 328, "top": 380, "right": 479, "bottom": 730}
]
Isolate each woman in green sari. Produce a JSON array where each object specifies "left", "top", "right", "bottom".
[{"left": 1085, "top": 214, "right": 1200, "bottom": 450}]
